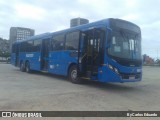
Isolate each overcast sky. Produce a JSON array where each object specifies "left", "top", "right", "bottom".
[{"left": 0, "top": 0, "right": 159, "bottom": 59}]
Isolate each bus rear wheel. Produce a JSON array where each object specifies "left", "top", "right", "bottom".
[
  {"left": 69, "top": 65, "right": 83, "bottom": 84},
  {"left": 20, "top": 62, "right": 25, "bottom": 72},
  {"left": 26, "top": 62, "right": 31, "bottom": 73}
]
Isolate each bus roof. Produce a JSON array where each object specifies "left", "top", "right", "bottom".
[
  {"left": 50, "top": 18, "right": 110, "bottom": 35},
  {"left": 13, "top": 18, "right": 139, "bottom": 43},
  {"left": 13, "top": 18, "right": 111, "bottom": 44}
]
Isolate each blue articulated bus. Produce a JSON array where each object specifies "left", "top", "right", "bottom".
[{"left": 11, "top": 18, "right": 142, "bottom": 84}]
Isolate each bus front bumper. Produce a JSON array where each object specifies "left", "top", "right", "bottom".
[{"left": 97, "top": 67, "right": 142, "bottom": 83}]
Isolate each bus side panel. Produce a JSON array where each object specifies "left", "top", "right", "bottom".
[
  {"left": 29, "top": 52, "right": 41, "bottom": 71},
  {"left": 11, "top": 53, "right": 16, "bottom": 66},
  {"left": 61, "top": 51, "right": 77, "bottom": 75},
  {"left": 19, "top": 52, "right": 41, "bottom": 71},
  {"left": 48, "top": 51, "right": 77, "bottom": 76},
  {"left": 19, "top": 52, "right": 26, "bottom": 65},
  {"left": 48, "top": 51, "right": 66, "bottom": 75}
]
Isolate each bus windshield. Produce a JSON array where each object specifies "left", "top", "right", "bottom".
[{"left": 108, "top": 30, "right": 141, "bottom": 60}]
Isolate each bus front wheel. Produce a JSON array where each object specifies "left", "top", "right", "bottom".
[
  {"left": 69, "top": 65, "right": 83, "bottom": 84},
  {"left": 26, "top": 62, "right": 31, "bottom": 73}
]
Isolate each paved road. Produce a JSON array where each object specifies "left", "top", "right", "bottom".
[{"left": 0, "top": 64, "right": 160, "bottom": 119}]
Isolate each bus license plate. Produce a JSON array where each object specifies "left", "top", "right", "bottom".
[{"left": 129, "top": 76, "right": 135, "bottom": 80}]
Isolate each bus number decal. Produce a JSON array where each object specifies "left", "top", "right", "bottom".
[{"left": 26, "top": 54, "right": 34, "bottom": 57}]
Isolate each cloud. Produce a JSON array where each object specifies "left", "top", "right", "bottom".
[{"left": 14, "top": 3, "right": 47, "bottom": 21}]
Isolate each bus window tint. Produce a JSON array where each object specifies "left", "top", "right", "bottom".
[
  {"left": 26, "top": 41, "right": 33, "bottom": 52},
  {"left": 20, "top": 40, "right": 41, "bottom": 52},
  {"left": 51, "top": 34, "right": 65, "bottom": 51},
  {"left": 20, "top": 42, "right": 27, "bottom": 52},
  {"left": 65, "top": 31, "right": 79, "bottom": 50},
  {"left": 33, "top": 40, "right": 41, "bottom": 52}
]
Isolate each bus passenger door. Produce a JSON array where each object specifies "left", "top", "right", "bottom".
[
  {"left": 41, "top": 38, "right": 50, "bottom": 70},
  {"left": 78, "top": 28, "right": 105, "bottom": 79}
]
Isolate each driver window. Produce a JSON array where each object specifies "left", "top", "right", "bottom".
[{"left": 112, "top": 36, "right": 121, "bottom": 53}]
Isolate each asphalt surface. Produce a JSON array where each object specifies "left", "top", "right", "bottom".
[{"left": 0, "top": 64, "right": 160, "bottom": 120}]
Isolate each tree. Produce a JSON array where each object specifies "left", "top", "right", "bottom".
[
  {"left": 156, "top": 59, "right": 160, "bottom": 66},
  {"left": 0, "top": 50, "right": 10, "bottom": 61},
  {"left": 4, "top": 52, "right": 10, "bottom": 59},
  {"left": 0, "top": 50, "right": 2, "bottom": 57}
]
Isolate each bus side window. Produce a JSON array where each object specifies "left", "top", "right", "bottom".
[
  {"left": 20, "top": 42, "right": 27, "bottom": 52},
  {"left": 33, "top": 40, "right": 41, "bottom": 52},
  {"left": 65, "top": 31, "right": 79, "bottom": 50},
  {"left": 26, "top": 41, "right": 34, "bottom": 52},
  {"left": 51, "top": 34, "right": 65, "bottom": 51}
]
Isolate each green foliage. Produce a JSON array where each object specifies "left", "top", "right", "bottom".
[
  {"left": 0, "top": 50, "right": 2, "bottom": 57},
  {"left": 0, "top": 50, "right": 10, "bottom": 58},
  {"left": 156, "top": 59, "right": 160, "bottom": 65}
]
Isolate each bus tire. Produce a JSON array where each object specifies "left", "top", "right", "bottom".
[
  {"left": 69, "top": 65, "right": 83, "bottom": 84},
  {"left": 26, "top": 62, "right": 31, "bottom": 73},
  {"left": 20, "top": 62, "right": 25, "bottom": 72}
]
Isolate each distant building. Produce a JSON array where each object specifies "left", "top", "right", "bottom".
[
  {"left": 70, "top": 18, "right": 89, "bottom": 27},
  {"left": 143, "top": 54, "right": 154, "bottom": 65},
  {"left": 9, "top": 27, "right": 35, "bottom": 51}
]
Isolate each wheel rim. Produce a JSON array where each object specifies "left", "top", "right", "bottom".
[{"left": 71, "top": 69, "right": 77, "bottom": 80}]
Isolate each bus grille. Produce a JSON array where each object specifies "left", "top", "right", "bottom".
[{"left": 120, "top": 73, "right": 141, "bottom": 80}]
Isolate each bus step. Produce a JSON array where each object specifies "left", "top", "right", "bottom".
[
  {"left": 41, "top": 70, "right": 48, "bottom": 73},
  {"left": 81, "top": 77, "right": 91, "bottom": 80}
]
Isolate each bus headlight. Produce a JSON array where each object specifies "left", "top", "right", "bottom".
[
  {"left": 108, "top": 64, "right": 113, "bottom": 70},
  {"left": 114, "top": 68, "right": 119, "bottom": 74},
  {"left": 108, "top": 64, "right": 119, "bottom": 74}
]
